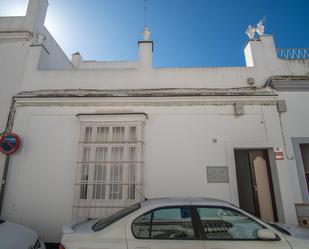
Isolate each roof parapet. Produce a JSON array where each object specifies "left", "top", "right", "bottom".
[{"left": 0, "top": 0, "right": 48, "bottom": 34}]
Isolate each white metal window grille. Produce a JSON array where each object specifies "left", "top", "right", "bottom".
[{"left": 73, "top": 116, "right": 145, "bottom": 218}]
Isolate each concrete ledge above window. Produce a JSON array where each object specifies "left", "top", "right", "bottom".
[{"left": 77, "top": 113, "right": 148, "bottom": 123}]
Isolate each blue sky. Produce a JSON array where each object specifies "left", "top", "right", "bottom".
[{"left": 0, "top": 0, "right": 308, "bottom": 67}]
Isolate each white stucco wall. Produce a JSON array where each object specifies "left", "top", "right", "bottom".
[
  {"left": 2, "top": 107, "right": 79, "bottom": 241},
  {"left": 278, "top": 92, "right": 309, "bottom": 139},
  {"left": 1, "top": 98, "right": 302, "bottom": 241}
]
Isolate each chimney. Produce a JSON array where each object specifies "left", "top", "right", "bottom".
[
  {"left": 24, "top": 0, "right": 49, "bottom": 33},
  {"left": 71, "top": 52, "right": 83, "bottom": 68},
  {"left": 244, "top": 35, "right": 278, "bottom": 68},
  {"left": 138, "top": 27, "right": 153, "bottom": 69}
]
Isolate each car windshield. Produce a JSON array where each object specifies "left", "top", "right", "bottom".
[{"left": 92, "top": 203, "right": 141, "bottom": 231}]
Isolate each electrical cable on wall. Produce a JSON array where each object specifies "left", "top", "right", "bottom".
[{"left": 278, "top": 112, "right": 294, "bottom": 160}]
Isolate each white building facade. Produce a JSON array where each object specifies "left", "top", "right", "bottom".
[{"left": 0, "top": 0, "right": 309, "bottom": 244}]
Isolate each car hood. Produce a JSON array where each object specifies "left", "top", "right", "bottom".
[
  {"left": 285, "top": 237, "right": 309, "bottom": 249},
  {"left": 63, "top": 218, "right": 98, "bottom": 234},
  {"left": 271, "top": 222, "right": 309, "bottom": 239},
  {"left": 0, "top": 220, "right": 38, "bottom": 248}
]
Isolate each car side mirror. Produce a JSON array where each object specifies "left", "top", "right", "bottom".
[{"left": 257, "top": 229, "right": 278, "bottom": 240}]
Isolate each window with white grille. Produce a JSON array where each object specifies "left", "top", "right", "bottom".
[{"left": 73, "top": 114, "right": 146, "bottom": 218}]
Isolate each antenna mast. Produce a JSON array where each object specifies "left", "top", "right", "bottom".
[
  {"left": 144, "top": 0, "right": 148, "bottom": 27},
  {"left": 142, "top": 0, "right": 151, "bottom": 40}
]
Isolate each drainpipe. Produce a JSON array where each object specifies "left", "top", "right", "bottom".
[{"left": 0, "top": 98, "right": 17, "bottom": 215}]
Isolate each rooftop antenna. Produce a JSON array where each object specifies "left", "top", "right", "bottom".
[
  {"left": 144, "top": 0, "right": 148, "bottom": 28},
  {"left": 256, "top": 15, "right": 267, "bottom": 36},
  {"left": 260, "top": 15, "right": 267, "bottom": 25},
  {"left": 142, "top": 0, "right": 151, "bottom": 40},
  {"left": 135, "top": 185, "right": 148, "bottom": 201}
]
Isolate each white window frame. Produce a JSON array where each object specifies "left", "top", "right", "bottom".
[{"left": 73, "top": 114, "right": 146, "bottom": 218}]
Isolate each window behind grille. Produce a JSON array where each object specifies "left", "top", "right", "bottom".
[
  {"left": 74, "top": 121, "right": 144, "bottom": 218},
  {"left": 92, "top": 147, "right": 108, "bottom": 199}
]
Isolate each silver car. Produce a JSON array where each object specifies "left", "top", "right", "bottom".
[
  {"left": 0, "top": 219, "right": 45, "bottom": 249},
  {"left": 60, "top": 197, "right": 309, "bottom": 249}
]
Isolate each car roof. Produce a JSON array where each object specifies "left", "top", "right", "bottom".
[{"left": 139, "top": 197, "right": 234, "bottom": 208}]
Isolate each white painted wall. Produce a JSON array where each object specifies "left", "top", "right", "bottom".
[
  {"left": 2, "top": 107, "right": 80, "bottom": 242},
  {"left": 1, "top": 99, "right": 302, "bottom": 241},
  {"left": 278, "top": 92, "right": 309, "bottom": 139},
  {"left": 78, "top": 60, "right": 138, "bottom": 69}
]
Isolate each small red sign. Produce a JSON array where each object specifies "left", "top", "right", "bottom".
[
  {"left": 0, "top": 133, "right": 20, "bottom": 155},
  {"left": 274, "top": 147, "right": 284, "bottom": 160}
]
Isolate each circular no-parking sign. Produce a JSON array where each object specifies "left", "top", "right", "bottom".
[{"left": 0, "top": 133, "right": 20, "bottom": 155}]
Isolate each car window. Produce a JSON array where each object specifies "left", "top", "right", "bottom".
[
  {"left": 132, "top": 212, "right": 152, "bottom": 238},
  {"left": 132, "top": 206, "right": 195, "bottom": 239},
  {"left": 197, "top": 207, "right": 264, "bottom": 240},
  {"left": 93, "top": 203, "right": 140, "bottom": 231}
]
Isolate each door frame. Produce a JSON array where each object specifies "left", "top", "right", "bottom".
[
  {"left": 225, "top": 141, "right": 285, "bottom": 223},
  {"left": 292, "top": 137, "right": 309, "bottom": 202}
]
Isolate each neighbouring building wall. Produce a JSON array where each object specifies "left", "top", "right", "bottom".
[
  {"left": 276, "top": 91, "right": 309, "bottom": 202},
  {"left": 38, "top": 28, "right": 74, "bottom": 70},
  {"left": 279, "top": 92, "right": 309, "bottom": 139},
  {"left": 0, "top": 40, "right": 30, "bottom": 130},
  {"left": 0, "top": 39, "right": 31, "bottom": 181}
]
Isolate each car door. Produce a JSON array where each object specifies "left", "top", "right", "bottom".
[
  {"left": 194, "top": 206, "right": 291, "bottom": 249},
  {"left": 126, "top": 206, "right": 204, "bottom": 249}
]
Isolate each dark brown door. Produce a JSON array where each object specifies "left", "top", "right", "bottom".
[
  {"left": 300, "top": 144, "right": 309, "bottom": 192},
  {"left": 235, "top": 149, "right": 278, "bottom": 222}
]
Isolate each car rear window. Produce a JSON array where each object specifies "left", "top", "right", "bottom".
[{"left": 92, "top": 203, "right": 140, "bottom": 231}]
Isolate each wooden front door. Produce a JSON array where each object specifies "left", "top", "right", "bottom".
[{"left": 235, "top": 149, "right": 278, "bottom": 221}]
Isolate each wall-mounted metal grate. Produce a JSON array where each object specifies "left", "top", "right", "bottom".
[{"left": 277, "top": 48, "right": 309, "bottom": 60}]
